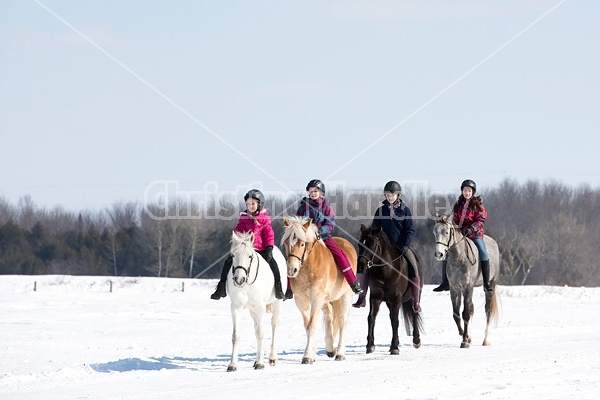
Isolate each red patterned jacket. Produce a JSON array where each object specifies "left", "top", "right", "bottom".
[
  {"left": 234, "top": 209, "right": 275, "bottom": 251},
  {"left": 452, "top": 197, "right": 487, "bottom": 239}
]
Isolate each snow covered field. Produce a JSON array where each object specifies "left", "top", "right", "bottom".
[{"left": 1, "top": 275, "right": 599, "bottom": 399}]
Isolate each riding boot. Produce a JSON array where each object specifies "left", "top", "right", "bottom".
[
  {"left": 481, "top": 259, "right": 492, "bottom": 292},
  {"left": 267, "top": 257, "right": 285, "bottom": 299},
  {"left": 284, "top": 277, "right": 293, "bottom": 300},
  {"left": 411, "top": 276, "right": 422, "bottom": 313},
  {"left": 210, "top": 257, "right": 232, "bottom": 300},
  {"left": 349, "top": 279, "right": 363, "bottom": 295},
  {"left": 352, "top": 272, "right": 370, "bottom": 308},
  {"left": 432, "top": 261, "right": 449, "bottom": 292}
]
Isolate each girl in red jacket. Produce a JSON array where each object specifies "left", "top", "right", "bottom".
[
  {"left": 433, "top": 179, "right": 492, "bottom": 292},
  {"left": 210, "top": 189, "right": 285, "bottom": 300}
]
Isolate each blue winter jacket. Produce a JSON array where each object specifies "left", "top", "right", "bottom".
[{"left": 371, "top": 199, "right": 415, "bottom": 248}]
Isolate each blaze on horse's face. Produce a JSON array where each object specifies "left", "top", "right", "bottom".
[
  {"left": 357, "top": 224, "right": 381, "bottom": 274},
  {"left": 282, "top": 217, "right": 316, "bottom": 278},
  {"left": 433, "top": 213, "right": 453, "bottom": 261},
  {"left": 230, "top": 231, "right": 256, "bottom": 287}
]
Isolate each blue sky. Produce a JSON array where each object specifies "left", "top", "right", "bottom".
[{"left": 1, "top": 0, "right": 599, "bottom": 211}]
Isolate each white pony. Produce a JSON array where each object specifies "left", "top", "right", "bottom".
[{"left": 226, "top": 230, "right": 287, "bottom": 372}]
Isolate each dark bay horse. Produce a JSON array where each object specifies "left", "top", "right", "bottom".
[
  {"left": 282, "top": 216, "right": 357, "bottom": 364},
  {"left": 357, "top": 224, "right": 423, "bottom": 354},
  {"left": 433, "top": 213, "right": 500, "bottom": 348}
]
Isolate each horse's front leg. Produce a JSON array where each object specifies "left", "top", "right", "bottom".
[
  {"left": 367, "top": 299, "right": 382, "bottom": 354},
  {"left": 268, "top": 301, "right": 282, "bottom": 365},
  {"left": 450, "top": 288, "right": 463, "bottom": 336},
  {"left": 297, "top": 297, "right": 320, "bottom": 364},
  {"left": 228, "top": 306, "right": 242, "bottom": 372},
  {"left": 460, "top": 288, "right": 474, "bottom": 348},
  {"left": 389, "top": 300, "right": 402, "bottom": 355},
  {"left": 303, "top": 307, "right": 321, "bottom": 364},
  {"left": 249, "top": 306, "right": 266, "bottom": 369}
]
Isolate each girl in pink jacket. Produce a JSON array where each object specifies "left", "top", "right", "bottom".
[{"left": 210, "top": 189, "right": 285, "bottom": 300}]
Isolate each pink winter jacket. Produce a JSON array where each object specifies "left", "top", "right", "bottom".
[{"left": 234, "top": 209, "right": 275, "bottom": 251}]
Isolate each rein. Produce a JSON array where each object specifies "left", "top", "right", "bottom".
[
  {"left": 358, "top": 235, "right": 403, "bottom": 268},
  {"left": 436, "top": 224, "right": 477, "bottom": 266},
  {"left": 232, "top": 248, "right": 261, "bottom": 285}
]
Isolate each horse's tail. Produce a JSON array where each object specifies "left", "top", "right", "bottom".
[{"left": 401, "top": 301, "right": 423, "bottom": 337}]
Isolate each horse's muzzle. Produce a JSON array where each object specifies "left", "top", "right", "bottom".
[
  {"left": 286, "top": 260, "right": 300, "bottom": 278},
  {"left": 233, "top": 267, "right": 247, "bottom": 287}
]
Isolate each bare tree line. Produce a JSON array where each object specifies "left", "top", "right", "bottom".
[{"left": 0, "top": 178, "right": 598, "bottom": 286}]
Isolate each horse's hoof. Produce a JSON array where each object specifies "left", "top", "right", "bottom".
[
  {"left": 413, "top": 341, "right": 421, "bottom": 349},
  {"left": 253, "top": 362, "right": 265, "bottom": 370},
  {"left": 227, "top": 365, "right": 237, "bottom": 372},
  {"left": 269, "top": 358, "right": 277, "bottom": 366},
  {"left": 335, "top": 354, "right": 345, "bottom": 361},
  {"left": 390, "top": 348, "right": 399, "bottom": 355},
  {"left": 482, "top": 340, "right": 491, "bottom": 346},
  {"left": 301, "top": 357, "right": 314, "bottom": 364},
  {"left": 326, "top": 351, "right": 336, "bottom": 358},
  {"left": 460, "top": 342, "right": 470, "bottom": 349},
  {"left": 366, "top": 345, "right": 375, "bottom": 354}
]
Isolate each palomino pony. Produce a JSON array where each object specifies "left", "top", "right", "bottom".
[
  {"left": 226, "top": 231, "right": 287, "bottom": 371},
  {"left": 357, "top": 224, "right": 423, "bottom": 354},
  {"left": 432, "top": 213, "right": 500, "bottom": 348},
  {"left": 281, "top": 216, "right": 357, "bottom": 364}
]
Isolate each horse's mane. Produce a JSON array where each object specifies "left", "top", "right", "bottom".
[
  {"left": 281, "top": 216, "right": 320, "bottom": 246},
  {"left": 230, "top": 231, "right": 255, "bottom": 253},
  {"left": 375, "top": 227, "right": 393, "bottom": 248}
]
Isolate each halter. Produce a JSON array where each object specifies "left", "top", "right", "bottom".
[
  {"left": 435, "top": 223, "right": 476, "bottom": 266},
  {"left": 358, "top": 234, "right": 403, "bottom": 268},
  {"left": 232, "top": 249, "right": 261, "bottom": 285},
  {"left": 286, "top": 239, "right": 316, "bottom": 267}
]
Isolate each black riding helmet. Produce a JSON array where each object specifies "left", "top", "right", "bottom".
[
  {"left": 383, "top": 180, "right": 401, "bottom": 194},
  {"left": 306, "top": 179, "right": 326, "bottom": 194},
  {"left": 461, "top": 179, "right": 477, "bottom": 194},
  {"left": 244, "top": 189, "right": 265, "bottom": 211}
]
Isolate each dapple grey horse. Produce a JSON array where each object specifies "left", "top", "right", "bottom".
[{"left": 433, "top": 213, "right": 500, "bottom": 348}]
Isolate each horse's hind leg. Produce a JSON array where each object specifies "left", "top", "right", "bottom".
[
  {"left": 389, "top": 301, "right": 401, "bottom": 355},
  {"left": 269, "top": 301, "right": 281, "bottom": 365},
  {"left": 322, "top": 302, "right": 336, "bottom": 358},
  {"left": 482, "top": 290, "right": 494, "bottom": 346}
]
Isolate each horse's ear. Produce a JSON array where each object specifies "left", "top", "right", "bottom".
[
  {"left": 372, "top": 226, "right": 381, "bottom": 234},
  {"left": 231, "top": 231, "right": 238, "bottom": 240},
  {"left": 443, "top": 214, "right": 452, "bottom": 223},
  {"left": 360, "top": 224, "right": 367, "bottom": 232},
  {"left": 303, "top": 220, "right": 311, "bottom": 230},
  {"left": 283, "top": 217, "right": 290, "bottom": 227},
  {"left": 248, "top": 232, "right": 255, "bottom": 244}
]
